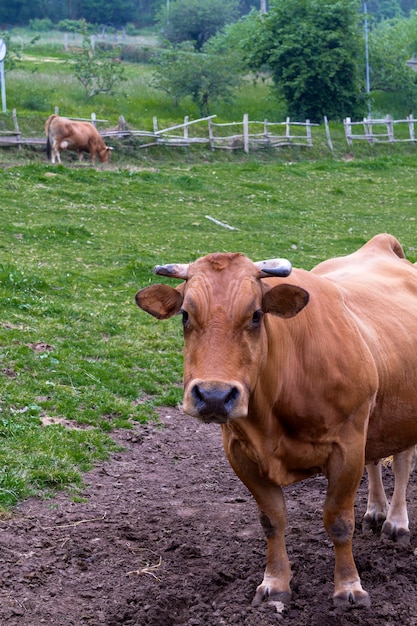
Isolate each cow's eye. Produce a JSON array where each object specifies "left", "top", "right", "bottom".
[
  {"left": 180, "top": 309, "right": 190, "bottom": 328},
  {"left": 251, "top": 309, "right": 264, "bottom": 328}
]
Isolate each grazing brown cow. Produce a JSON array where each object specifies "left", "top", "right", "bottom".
[
  {"left": 45, "top": 114, "right": 112, "bottom": 164},
  {"left": 135, "top": 234, "right": 417, "bottom": 608}
]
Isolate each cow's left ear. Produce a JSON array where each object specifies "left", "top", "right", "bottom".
[
  {"left": 262, "top": 284, "right": 309, "bottom": 319},
  {"left": 135, "top": 283, "right": 184, "bottom": 319}
]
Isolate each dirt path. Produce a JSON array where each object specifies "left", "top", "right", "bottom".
[{"left": 0, "top": 407, "right": 416, "bottom": 626}]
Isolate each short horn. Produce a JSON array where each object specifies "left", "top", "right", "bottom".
[
  {"left": 254, "top": 258, "right": 292, "bottom": 277},
  {"left": 154, "top": 263, "right": 189, "bottom": 279}
]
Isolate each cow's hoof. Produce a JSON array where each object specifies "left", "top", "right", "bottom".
[
  {"left": 362, "top": 511, "right": 386, "bottom": 534},
  {"left": 333, "top": 589, "right": 371, "bottom": 609},
  {"left": 381, "top": 521, "right": 410, "bottom": 545},
  {"left": 251, "top": 586, "right": 291, "bottom": 608}
]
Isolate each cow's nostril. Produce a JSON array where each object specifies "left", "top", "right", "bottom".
[
  {"left": 225, "top": 386, "right": 239, "bottom": 410},
  {"left": 191, "top": 384, "right": 240, "bottom": 417}
]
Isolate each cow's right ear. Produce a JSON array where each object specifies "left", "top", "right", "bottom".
[{"left": 135, "top": 283, "right": 184, "bottom": 319}]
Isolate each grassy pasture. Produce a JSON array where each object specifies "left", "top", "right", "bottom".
[{"left": 1, "top": 155, "right": 417, "bottom": 510}]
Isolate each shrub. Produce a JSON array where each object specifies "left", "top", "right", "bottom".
[
  {"left": 120, "top": 45, "right": 155, "bottom": 64},
  {"left": 28, "top": 18, "right": 53, "bottom": 32}
]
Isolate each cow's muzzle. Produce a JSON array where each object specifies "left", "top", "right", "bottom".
[{"left": 182, "top": 380, "right": 247, "bottom": 423}]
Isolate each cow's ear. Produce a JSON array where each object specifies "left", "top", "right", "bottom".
[
  {"left": 135, "top": 283, "right": 184, "bottom": 319},
  {"left": 262, "top": 284, "right": 309, "bottom": 319}
]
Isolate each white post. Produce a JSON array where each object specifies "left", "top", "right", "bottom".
[
  {"left": 0, "top": 61, "right": 6, "bottom": 112},
  {"left": 243, "top": 113, "right": 249, "bottom": 154},
  {"left": 208, "top": 118, "right": 214, "bottom": 150},
  {"left": 184, "top": 116, "right": 189, "bottom": 142}
]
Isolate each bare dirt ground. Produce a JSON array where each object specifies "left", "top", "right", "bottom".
[{"left": 1, "top": 407, "right": 417, "bottom": 626}]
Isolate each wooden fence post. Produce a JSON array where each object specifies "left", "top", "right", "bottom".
[
  {"left": 12, "top": 108, "right": 21, "bottom": 150},
  {"left": 285, "top": 117, "right": 291, "bottom": 143},
  {"left": 324, "top": 116, "right": 333, "bottom": 154},
  {"left": 306, "top": 119, "right": 312, "bottom": 146},
  {"left": 208, "top": 118, "right": 215, "bottom": 150},
  {"left": 364, "top": 116, "right": 373, "bottom": 144},
  {"left": 184, "top": 116, "right": 189, "bottom": 144},
  {"left": 386, "top": 115, "right": 394, "bottom": 143},
  {"left": 344, "top": 117, "right": 352, "bottom": 146},
  {"left": 408, "top": 114, "right": 415, "bottom": 145},
  {"left": 243, "top": 113, "right": 249, "bottom": 154},
  {"left": 91, "top": 112, "right": 96, "bottom": 127},
  {"left": 263, "top": 119, "right": 269, "bottom": 145}
]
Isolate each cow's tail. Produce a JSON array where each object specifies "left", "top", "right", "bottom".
[{"left": 45, "top": 114, "right": 56, "bottom": 161}]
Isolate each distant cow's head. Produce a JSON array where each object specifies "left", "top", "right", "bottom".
[
  {"left": 136, "top": 253, "right": 309, "bottom": 423},
  {"left": 98, "top": 146, "right": 113, "bottom": 163}
]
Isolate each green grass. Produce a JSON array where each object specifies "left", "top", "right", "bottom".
[{"left": 1, "top": 40, "right": 417, "bottom": 511}]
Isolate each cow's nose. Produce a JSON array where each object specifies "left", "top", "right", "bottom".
[{"left": 191, "top": 383, "right": 240, "bottom": 419}]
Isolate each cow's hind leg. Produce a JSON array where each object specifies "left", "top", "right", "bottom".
[
  {"left": 222, "top": 431, "right": 292, "bottom": 607},
  {"left": 363, "top": 447, "right": 415, "bottom": 544},
  {"left": 381, "top": 447, "right": 415, "bottom": 544},
  {"left": 362, "top": 461, "right": 388, "bottom": 534}
]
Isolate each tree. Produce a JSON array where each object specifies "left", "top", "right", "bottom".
[
  {"left": 368, "top": 13, "right": 417, "bottom": 103},
  {"left": 76, "top": 0, "right": 137, "bottom": 27},
  {"left": 246, "top": 0, "right": 364, "bottom": 122},
  {"left": 72, "top": 30, "right": 126, "bottom": 99},
  {"left": 157, "top": 0, "right": 239, "bottom": 51},
  {"left": 151, "top": 42, "right": 242, "bottom": 115}
]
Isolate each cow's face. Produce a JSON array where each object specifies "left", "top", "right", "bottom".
[
  {"left": 136, "top": 253, "right": 308, "bottom": 423},
  {"left": 99, "top": 147, "right": 112, "bottom": 163}
]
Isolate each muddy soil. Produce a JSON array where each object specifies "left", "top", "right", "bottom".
[{"left": 0, "top": 407, "right": 416, "bottom": 626}]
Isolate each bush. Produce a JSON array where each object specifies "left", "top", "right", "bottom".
[
  {"left": 28, "top": 18, "right": 53, "bottom": 32},
  {"left": 120, "top": 45, "right": 155, "bottom": 64},
  {"left": 57, "top": 20, "right": 94, "bottom": 34},
  {"left": 125, "top": 23, "right": 140, "bottom": 36}
]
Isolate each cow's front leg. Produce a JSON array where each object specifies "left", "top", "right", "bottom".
[
  {"left": 223, "top": 431, "right": 292, "bottom": 606},
  {"left": 324, "top": 446, "right": 370, "bottom": 608}
]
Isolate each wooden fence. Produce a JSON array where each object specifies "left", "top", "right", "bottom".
[
  {"left": 0, "top": 109, "right": 318, "bottom": 154},
  {"left": 344, "top": 115, "right": 417, "bottom": 145},
  {"left": 3, "top": 109, "right": 417, "bottom": 154}
]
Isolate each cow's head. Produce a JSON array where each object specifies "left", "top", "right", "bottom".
[
  {"left": 99, "top": 146, "right": 113, "bottom": 163},
  {"left": 136, "top": 253, "right": 309, "bottom": 424}
]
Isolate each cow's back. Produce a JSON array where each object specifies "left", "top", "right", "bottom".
[{"left": 310, "top": 234, "right": 417, "bottom": 460}]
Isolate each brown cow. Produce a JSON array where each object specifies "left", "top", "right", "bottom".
[
  {"left": 45, "top": 114, "right": 112, "bottom": 164},
  {"left": 135, "top": 234, "right": 417, "bottom": 608}
]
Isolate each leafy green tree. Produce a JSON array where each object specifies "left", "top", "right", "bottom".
[
  {"left": 366, "top": 0, "right": 404, "bottom": 19},
  {"left": 157, "top": 0, "right": 239, "bottom": 51},
  {"left": 77, "top": 0, "right": 136, "bottom": 27},
  {"left": 206, "top": 9, "right": 260, "bottom": 72},
  {"left": 368, "top": 13, "right": 417, "bottom": 102},
  {"left": 72, "top": 31, "right": 126, "bottom": 99},
  {"left": 246, "top": 0, "right": 364, "bottom": 122},
  {"left": 151, "top": 42, "right": 242, "bottom": 115}
]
